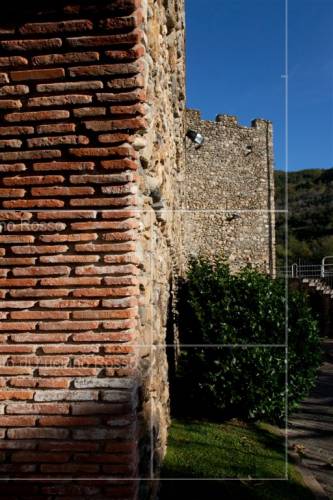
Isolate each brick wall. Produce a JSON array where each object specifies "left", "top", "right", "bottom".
[{"left": 0, "top": 0, "right": 151, "bottom": 497}]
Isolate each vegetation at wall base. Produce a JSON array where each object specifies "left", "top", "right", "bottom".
[
  {"left": 174, "top": 258, "right": 321, "bottom": 423},
  {"left": 160, "top": 419, "right": 314, "bottom": 500}
]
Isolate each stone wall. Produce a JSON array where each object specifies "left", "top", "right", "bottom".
[
  {"left": 0, "top": 0, "right": 185, "bottom": 498},
  {"left": 184, "top": 109, "right": 275, "bottom": 274}
]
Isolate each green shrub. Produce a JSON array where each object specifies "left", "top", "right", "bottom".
[{"left": 175, "top": 258, "right": 321, "bottom": 423}]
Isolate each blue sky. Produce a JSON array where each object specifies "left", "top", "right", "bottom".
[{"left": 186, "top": 0, "right": 333, "bottom": 172}]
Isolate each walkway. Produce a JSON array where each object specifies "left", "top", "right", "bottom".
[{"left": 289, "top": 340, "right": 333, "bottom": 499}]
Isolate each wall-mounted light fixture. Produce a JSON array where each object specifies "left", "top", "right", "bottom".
[
  {"left": 186, "top": 129, "right": 205, "bottom": 148},
  {"left": 226, "top": 213, "right": 241, "bottom": 222}
]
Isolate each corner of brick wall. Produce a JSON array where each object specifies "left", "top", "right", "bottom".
[{"left": 0, "top": 0, "right": 151, "bottom": 498}]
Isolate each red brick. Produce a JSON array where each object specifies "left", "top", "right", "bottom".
[
  {"left": 67, "top": 31, "right": 141, "bottom": 48},
  {"left": 0, "top": 300, "right": 35, "bottom": 308},
  {"left": 0, "top": 149, "right": 61, "bottom": 161},
  {"left": 40, "top": 463, "right": 99, "bottom": 473},
  {"left": 39, "top": 416, "right": 99, "bottom": 426},
  {"left": 0, "top": 73, "right": 9, "bottom": 84},
  {"left": 0, "top": 125, "right": 33, "bottom": 136},
  {"left": 84, "top": 118, "right": 146, "bottom": 131},
  {"left": 0, "top": 345, "right": 33, "bottom": 353},
  {"left": 0, "top": 234, "right": 33, "bottom": 243},
  {"left": 12, "top": 451, "right": 70, "bottom": 462},
  {"left": 3, "top": 199, "right": 65, "bottom": 208},
  {"left": 0, "top": 85, "right": 29, "bottom": 96},
  {"left": 10, "top": 288, "right": 70, "bottom": 297},
  {"left": 21, "top": 20, "right": 93, "bottom": 34},
  {"left": 0, "top": 39, "right": 62, "bottom": 52},
  {"left": 7, "top": 426, "right": 69, "bottom": 439},
  {"left": 69, "top": 146, "right": 137, "bottom": 158},
  {"left": 12, "top": 266, "right": 69, "bottom": 277},
  {"left": 0, "top": 367, "right": 33, "bottom": 375},
  {"left": 70, "top": 173, "right": 133, "bottom": 185},
  {"left": 37, "top": 210, "right": 96, "bottom": 219},
  {"left": 39, "top": 299, "right": 99, "bottom": 308},
  {"left": 107, "top": 75, "right": 144, "bottom": 90},
  {"left": 73, "top": 287, "right": 138, "bottom": 297},
  {"left": 27, "top": 94, "right": 92, "bottom": 107},
  {"left": 75, "top": 263, "right": 138, "bottom": 275},
  {"left": 41, "top": 345, "right": 98, "bottom": 354},
  {"left": 69, "top": 62, "right": 140, "bottom": 78},
  {"left": 40, "top": 277, "right": 101, "bottom": 286},
  {"left": 38, "top": 320, "right": 99, "bottom": 331},
  {"left": 0, "top": 163, "right": 26, "bottom": 173},
  {"left": 39, "top": 234, "right": 97, "bottom": 244},
  {"left": 36, "top": 123, "right": 75, "bottom": 134},
  {"left": 9, "top": 355, "right": 70, "bottom": 366},
  {"left": 0, "top": 390, "right": 34, "bottom": 400},
  {"left": 0, "top": 139, "right": 22, "bottom": 149},
  {"left": 38, "top": 367, "right": 98, "bottom": 377},
  {"left": 3, "top": 175, "right": 64, "bottom": 186},
  {"left": 70, "top": 197, "right": 136, "bottom": 207},
  {"left": 6, "top": 403, "right": 69, "bottom": 414},
  {"left": 0, "top": 56, "right": 28, "bottom": 67},
  {"left": 73, "top": 107, "right": 106, "bottom": 117},
  {"left": 100, "top": 15, "right": 140, "bottom": 31},
  {"left": 0, "top": 416, "right": 36, "bottom": 426},
  {"left": 75, "top": 242, "right": 136, "bottom": 253},
  {"left": 33, "top": 161, "right": 94, "bottom": 172},
  {"left": 98, "top": 89, "right": 145, "bottom": 103},
  {"left": 32, "top": 52, "right": 99, "bottom": 66},
  {"left": 38, "top": 441, "right": 98, "bottom": 452},
  {"left": 0, "top": 100, "right": 22, "bottom": 109},
  {"left": 0, "top": 188, "right": 25, "bottom": 198},
  {"left": 31, "top": 186, "right": 94, "bottom": 196},
  {"left": 98, "top": 133, "right": 133, "bottom": 144},
  {"left": 10, "top": 333, "right": 69, "bottom": 343},
  {"left": 36, "top": 80, "right": 103, "bottom": 93},
  {"left": 73, "top": 309, "right": 137, "bottom": 320},
  {"left": 10, "top": 68, "right": 65, "bottom": 81},
  {"left": 0, "top": 258, "right": 35, "bottom": 265},
  {"left": 105, "top": 46, "right": 145, "bottom": 61},
  {"left": 27, "top": 135, "right": 89, "bottom": 147},
  {"left": 4, "top": 110, "right": 70, "bottom": 122},
  {"left": 11, "top": 310, "right": 69, "bottom": 320},
  {"left": 11, "top": 245, "right": 68, "bottom": 255},
  {"left": 0, "top": 279, "right": 37, "bottom": 287}
]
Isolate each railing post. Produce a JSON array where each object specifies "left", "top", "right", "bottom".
[{"left": 291, "top": 263, "right": 298, "bottom": 278}]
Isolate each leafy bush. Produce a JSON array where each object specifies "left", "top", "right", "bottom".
[{"left": 174, "top": 258, "right": 321, "bottom": 423}]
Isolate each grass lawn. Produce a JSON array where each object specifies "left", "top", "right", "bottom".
[{"left": 160, "top": 419, "right": 314, "bottom": 500}]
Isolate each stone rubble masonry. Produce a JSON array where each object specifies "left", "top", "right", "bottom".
[
  {"left": 0, "top": 0, "right": 176, "bottom": 498},
  {"left": 184, "top": 109, "right": 276, "bottom": 275}
]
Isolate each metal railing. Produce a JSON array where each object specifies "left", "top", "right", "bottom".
[{"left": 277, "top": 256, "right": 333, "bottom": 292}]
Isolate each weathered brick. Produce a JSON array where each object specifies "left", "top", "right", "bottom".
[
  {"left": 32, "top": 51, "right": 99, "bottom": 66},
  {"left": 3, "top": 199, "right": 65, "bottom": 208},
  {"left": 12, "top": 451, "right": 70, "bottom": 462},
  {"left": 0, "top": 39, "right": 62, "bottom": 52},
  {"left": 39, "top": 233, "right": 97, "bottom": 244},
  {"left": 105, "top": 46, "right": 145, "bottom": 61},
  {"left": 0, "top": 56, "right": 28, "bottom": 67},
  {"left": 21, "top": 19, "right": 93, "bottom": 34},
  {"left": 98, "top": 133, "right": 134, "bottom": 145},
  {"left": 0, "top": 149, "right": 61, "bottom": 161},
  {"left": 34, "top": 390, "right": 98, "bottom": 402},
  {"left": 73, "top": 309, "right": 137, "bottom": 320},
  {"left": 27, "top": 135, "right": 89, "bottom": 147},
  {"left": 70, "top": 173, "right": 133, "bottom": 185},
  {"left": 38, "top": 320, "right": 99, "bottom": 330},
  {"left": 10, "top": 288, "right": 70, "bottom": 298},
  {"left": 38, "top": 441, "right": 98, "bottom": 452},
  {"left": 31, "top": 186, "right": 94, "bottom": 196},
  {"left": 41, "top": 345, "right": 99, "bottom": 354},
  {"left": 69, "top": 145, "right": 137, "bottom": 157},
  {"left": 10, "top": 333, "right": 69, "bottom": 343},
  {"left": 0, "top": 189, "right": 25, "bottom": 199},
  {"left": 36, "top": 123, "right": 75, "bottom": 134},
  {"left": 0, "top": 345, "right": 33, "bottom": 353},
  {"left": 3, "top": 175, "right": 64, "bottom": 186},
  {"left": 75, "top": 263, "right": 138, "bottom": 275},
  {"left": 0, "top": 390, "right": 34, "bottom": 400},
  {"left": 4, "top": 110, "right": 70, "bottom": 122},
  {"left": 36, "top": 80, "right": 103, "bottom": 93},
  {"left": 40, "top": 463, "right": 99, "bottom": 473},
  {"left": 11, "top": 310, "right": 69, "bottom": 320},
  {"left": 0, "top": 258, "right": 35, "bottom": 265},
  {"left": 107, "top": 75, "right": 144, "bottom": 90},
  {"left": 67, "top": 31, "right": 141, "bottom": 48},
  {"left": 0, "top": 100, "right": 22, "bottom": 109},
  {"left": 11, "top": 244, "right": 68, "bottom": 255},
  {"left": 38, "top": 367, "right": 98, "bottom": 377},
  {"left": 0, "top": 320, "right": 36, "bottom": 329},
  {"left": 98, "top": 89, "right": 145, "bottom": 102},
  {"left": 0, "top": 125, "right": 34, "bottom": 136},
  {"left": 0, "top": 163, "right": 26, "bottom": 172},
  {"left": 84, "top": 118, "right": 145, "bottom": 132},
  {"left": 7, "top": 428, "right": 69, "bottom": 439},
  {"left": 0, "top": 73, "right": 9, "bottom": 84},
  {"left": 37, "top": 210, "right": 96, "bottom": 220},
  {"left": 73, "top": 107, "right": 106, "bottom": 117},
  {"left": 33, "top": 162, "right": 94, "bottom": 174},
  {"left": 0, "top": 416, "right": 36, "bottom": 426},
  {"left": 0, "top": 137, "right": 22, "bottom": 148},
  {"left": 6, "top": 403, "right": 69, "bottom": 414},
  {"left": 75, "top": 242, "right": 136, "bottom": 253},
  {"left": 0, "top": 300, "right": 35, "bottom": 308},
  {"left": 0, "top": 85, "right": 29, "bottom": 96},
  {"left": 27, "top": 94, "right": 92, "bottom": 107},
  {"left": 10, "top": 355, "right": 69, "bottom": 366},
  {"left": 10, "top": 68, "right": 65, "bottom": 81},
  {"left": 69, "top": 62, "right": 140, "bottom": 78},
  {"left": 39, "top": 299, "right": 99, "bottom": 308},
  {"left": 0, "top": 367, "right": 33, "bottom": 375}
]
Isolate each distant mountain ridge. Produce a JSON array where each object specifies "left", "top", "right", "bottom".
[{"left": 275, "top": 168, "right": 333, "bottom": 264}]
